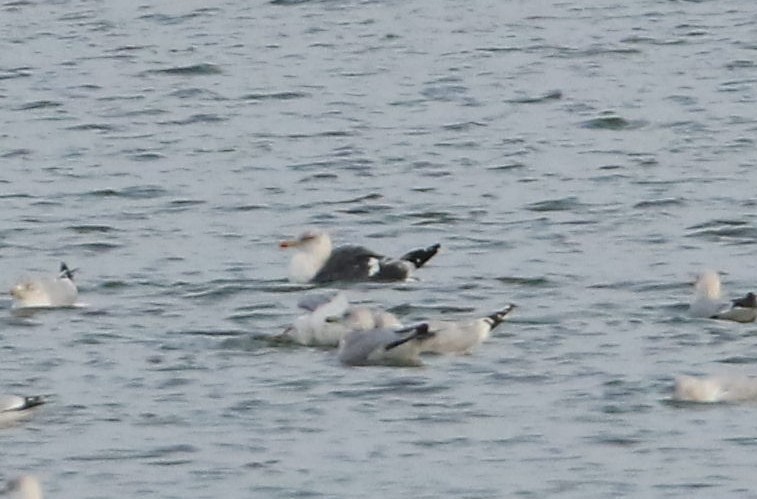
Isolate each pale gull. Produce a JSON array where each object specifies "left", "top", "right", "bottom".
[
  {"left": 689, "top": 270, "right": 756, "bottom": 323},
  {"left": 421, "top": 304, "right": 516, "bottom": 355},
  {"left": 10, "top": 263, "right": 78, "bottom": 308},
  {"left": 673, "top": 374, "right": 757, "bottom": 403}
]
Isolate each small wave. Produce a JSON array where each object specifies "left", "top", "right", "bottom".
[
  {"left": 67, "top": 224, "right": 117, "bottom": 234},
  {"left": 633, "top": 198, "right": 685, "bottom": 209},
  {"left": 66, "top": 123, "right": 116, "bottom": 132},
  {"left": 242, "top": 91, "right": 310, "bottom": 101},
  {"left": 496, "top": 276, "right": 553, "bottom": 287},
  {"left": 406, "top": 210, "right": 462, "bottom": 226},
  {"left": 526, "top": 196, "right": 582, "bottom": 212},
  {"left": 686, "top": 222, "right": 757, "bottom": 242},
  {"left": 84, "top": 185, "right": 169, "bottom": 199},
  {"left": 162, "top": 114, "right": 226, "bottom": 125},
  {"left": 14, "top": 100, "right": 62, "bottom": 111},
  {"left": 70, "top": 242, "right": 122, "bottom": 253},
  {"left": 580, "top": 115, "right": 647, "bottom": 130},
  {"left": 144, "top": 63, "right": 222, "bottom": 76},
  {"left": 0, "top": 67, "right": 31, "bottom": 80},
  {"left": 507, "top": 90, "right": 563, "bottom": 104},
  {"left": 1, "top": 148, "right": 33, "bottom": 158}
]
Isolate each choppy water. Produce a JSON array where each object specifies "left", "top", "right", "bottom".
[{"left": 2, "top": 0, "right": 757, "bottom": 497}]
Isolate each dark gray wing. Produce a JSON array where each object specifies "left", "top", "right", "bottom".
[{"left": 312, "top": 245, "right": 385, "bottom": 283}]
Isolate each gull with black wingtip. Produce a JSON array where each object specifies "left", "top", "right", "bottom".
[
  {"left": 338, "top": 323, "right": 435, "bottom": 367},
  {"left": 279, "top": 230, "right": 440, "bottom": 284},
  {"left": 10, "top": 263, "right": 78, "bottom": 308},
  {"left": 420, "top": 304, "right": 517, "bottom": 355},
  {"left": 690, "top": 270, "right": 756, "bottom": 323}
]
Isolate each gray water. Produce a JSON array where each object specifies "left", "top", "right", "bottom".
[{"left": 2, "top": 0, "right": 757, "bottom": 497}]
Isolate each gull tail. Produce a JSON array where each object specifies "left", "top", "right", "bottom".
[
  {"left": 485, "top": 304, "right": 516, "bottom": 331},
  {"left": 385, "top": 323, "right": 434, "bottom": 351},
  {"left": 400, "top": 243, "right": 441, "bottom": 269},
  {"left": 732, "top": 292, "right": 757, "bottom": 309}
]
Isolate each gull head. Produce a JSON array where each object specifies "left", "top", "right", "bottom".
[
  {"left": 694, "top": 270, "right": 722, "bottom": 301},
  {"left": 279, "top": 230, "right": 331, "bottom": 252}
]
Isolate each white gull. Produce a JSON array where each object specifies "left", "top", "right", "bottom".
[
  {"left": 689, "top": 270, "right": 756, "bottom": 323},
  {"left": 10, "top": 263, "right": 78, "bottom": 308},
  {"left": 279, "top": 229, "right": 440, "bottom": 284},
  {"left": 279, "top": 291, "right": 402, "bottom": 347},
  {"left": 673, "top": 374, "right": 757, "bottom": 403},
  {"left": 421, "top": 304, "right": 516, "bottom": 355}
]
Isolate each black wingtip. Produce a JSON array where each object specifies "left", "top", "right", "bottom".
[
  {"left": 486, "top": 304, "right": 516, "bottom": 330},
  {"left": 400, "top": 243, "right": 441, "bottom": 269},
  {"left": 22, "top": 395, "right": 46, "bottom": 410},
  {"left": 385, "top": 323, "right": 434, "bottom": 351},
  {"left": 59, "top": 262, "right": 76, "bottom": 280}
]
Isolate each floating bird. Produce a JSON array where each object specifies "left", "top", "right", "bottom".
[
  {"left": 279, "top": 230, "right": 440, "bottom": 284},
  {"left": 0, "top": 394, "right": 45, "bottom": 426},
  {"left": 279, "top": 292, "right": 402, "bottom": 347},
  {"left": 689, "top": 270, "right": 756, "bottom": 323},
  {"left": 673, "top": 374, "right": 757, "bottom": 403},
  {"left": 420, "top": 304, "right": 516, "bottom": 355},
  {"left": 10, "top": 263, "right": 78, "bottom": 308},
  {"left": 2, "top": 475, "right": 43, "bottom": 499},
  {"left": 338, "top": 323, "right": 435, "bottom": 367}
]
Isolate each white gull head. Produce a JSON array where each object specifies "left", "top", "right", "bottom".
[{"left": 279, "top": 230, "right": 332, "bottom": 283}]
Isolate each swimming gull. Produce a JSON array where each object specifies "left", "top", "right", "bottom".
[
  {"left": 2, "top": 475, "right": 43, "bottom": 499},
  {"left": 338, "top": 323, "right": 434, "bottom": 367},
  {"left": 10, "top": 263, "right": 78, "bottom": 308},
  {"left": 279, "top": 291, "right": 402, "bottom": 347},
  {"left": 0, "top": 394, "right": 45, "bottom": 426},
  {"left": 673, "top": 374, "right": 757, "bottom": 403},
  {"left": 689, "top": 270, "right": 756, "bottom": 323},
  {"left": 420, "top": 304, "right": 516, "bottom": 355},
  {"left": 279, "top": 229, "right": 441, "bottom": 284}
]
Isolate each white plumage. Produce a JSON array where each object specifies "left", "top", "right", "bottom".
[
  {"left": 280, "top": 292, "right": 401, "bottom": 347},
  {"left": 10, "top": 263, "right": 78, "bottom": 308},
  {"left": 2, "top": 475, "right": 43, "bottom": 499},
  {"left": 421, "top": 304, "right": 516, "bottom": 355},
  {"left": 673, "top": 374, "right": 757, "bottom": 403}
]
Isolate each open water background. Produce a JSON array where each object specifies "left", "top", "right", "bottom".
[{"left": 2, "top": 0, "right": 757, "bottom": 497}]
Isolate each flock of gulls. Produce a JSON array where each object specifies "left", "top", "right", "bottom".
[
  {"left": 275, "top": 229, "right": 516, "bottom": 366},
  {"left": 4, "top": 230, "right": 757, "bottom": 496}
]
